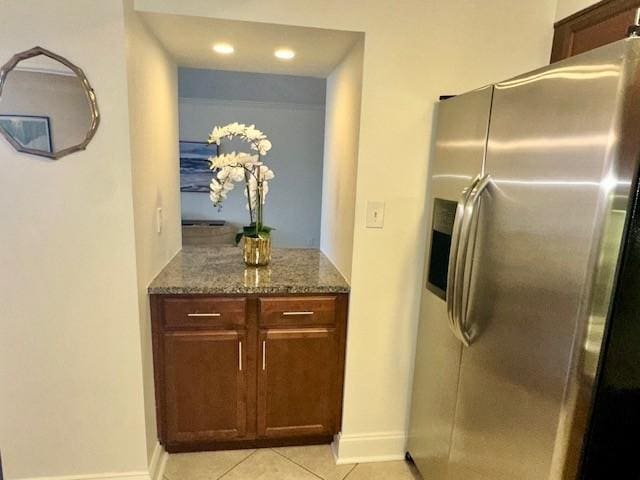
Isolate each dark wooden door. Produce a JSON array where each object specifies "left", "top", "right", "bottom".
[
  {"left": 164, "top": 330, "right": 247, "bottom": 444},
  {"left": 257, "top": 328, "right": 339, "bottom": 438},
  {"left": 551, "top": 0, "right": 640, "bottom": 62}
]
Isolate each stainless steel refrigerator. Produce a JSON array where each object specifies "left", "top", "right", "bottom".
[{"left": 408, "top": 37, "right": 640, "bottom": 480}]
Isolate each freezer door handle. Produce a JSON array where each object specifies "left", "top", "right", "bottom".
[
  {"left": 447, "top": 176, "right": 480, "bottom": 344},
  {"left": 454, "top": 174, "right": 492, "bottom": 346}
]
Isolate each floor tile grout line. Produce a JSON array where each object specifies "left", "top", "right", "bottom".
[
  {"left": 165, "top": 447, "right": 364, "bottom": 480},
  {"left": 342, "top": 463, "right": 359, "bottom": 480},
  {"left": 216, "top": 449, "right": 259, "bottom": 480},
  {"left": 270, "top": 448, "right": 326, "bottom": 479}
]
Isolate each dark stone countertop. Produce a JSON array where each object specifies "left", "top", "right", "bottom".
[{"left": 148, "top": 246, "right": 350, "bottom": 295}]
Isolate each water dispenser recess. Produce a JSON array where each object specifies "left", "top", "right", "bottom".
[{"left": 426, "top": 198, "right": 457, "bottom": 300}]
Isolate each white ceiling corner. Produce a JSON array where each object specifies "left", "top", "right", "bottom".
[{"left": 138, "top": 11, "right": 362, "bottom": 78}]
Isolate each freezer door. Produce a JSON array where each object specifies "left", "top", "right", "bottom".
[
  {"left": 408, "top": 86, "right": 493, "bottom": 479},
  {"left": 447, "top": 39, "right": 640, "bottom": 480}
]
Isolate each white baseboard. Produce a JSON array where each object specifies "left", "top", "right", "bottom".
[
  {"left": 332, "top": 431, "right": 408, "bottom": 465},
  {"left": 148, "top": 442, "right": 168, "bottom": 480},
  {"left": 13, "top": 443, "right": 168, "bottom": 480},
  {"left": 14, "top": 473, "right": 150, "bottom": 480}
]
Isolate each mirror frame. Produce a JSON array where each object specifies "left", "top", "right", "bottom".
[{"left": 0, "top": 46, "right": 100, "bottom": 160}]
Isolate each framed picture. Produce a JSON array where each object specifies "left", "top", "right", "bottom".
[
  {"left": 179, "top": 141, "right": 218, "bottom": 193},
  {"left": 0, "top": 115, "right": 52, "bottom": 153}
]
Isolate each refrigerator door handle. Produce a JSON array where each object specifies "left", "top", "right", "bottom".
[
  {"left": 447, "top": 176, "right": 480, "bottom": 343},
  {"left": 455, "top": 174, "right": 492, "bottom": 346}
]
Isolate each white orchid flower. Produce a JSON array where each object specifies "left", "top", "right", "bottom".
[
  {"left": 257, "top": 139, "right": 272, "bottom": 155},
  {"left": 230, "top": 166, "right": 245, "bottom": 182},
  {"left": 207, "top": 123, "right": 276, "bottom": 227},
  {"left": 259, "top": 165, "right": 275, "bottom": 180}
]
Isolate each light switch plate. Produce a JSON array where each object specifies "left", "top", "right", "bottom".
[{"left": 366, "top": 201, "right": 385, "bottom": 228}]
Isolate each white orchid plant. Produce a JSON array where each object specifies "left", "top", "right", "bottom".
[{"left": 208, "top": 123, "right": 275, "bottom": 243}]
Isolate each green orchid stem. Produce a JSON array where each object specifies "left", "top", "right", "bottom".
[
  {"left": 243, "top": 169, "right": 254, "bottom": 224},
  {"left": 256, "top": 162, "right": 264, "bottom": 232},
  {"left": 256, "top": 188, "right": 263, "bottom": 232}
]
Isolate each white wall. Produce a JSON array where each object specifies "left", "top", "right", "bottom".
[
  {"left": 179, "top": 93, "right": 325, "bottom": 248},
  {"left": 556, "top": 0, "right": 596, "bottom": 20},
  {"left": 320, "top": 39, "right": 364, "bottom": 281},
  {"left": 135, "top": 0, "right": 559, "bottom": 462},
  {"left": 124, "top": 1, "right": 182, "bottom": 465},
  {"left": 0, "top": 1, "right": 149, "bottom": 478}
]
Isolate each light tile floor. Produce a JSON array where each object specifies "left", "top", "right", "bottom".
[{"left": 164, "top": 445, "right": 422, "bottom": 480}]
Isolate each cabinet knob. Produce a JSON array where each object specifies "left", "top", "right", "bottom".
[
  {"left": 187, "top": 313, "right": 221, "bottom": 317},
  {"left": 282, "top": 311, "right": 314, "bottom": 316}
]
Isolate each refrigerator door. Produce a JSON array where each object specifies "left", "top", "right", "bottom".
[
  {"left": 408, "top": 86, "right": 493, "bottom": 479},
  {"left": 447, "top": 39, "right": 640, "bottom": 480}
]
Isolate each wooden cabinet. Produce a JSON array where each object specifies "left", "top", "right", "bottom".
[
  {"left": 151, "top": 293, "right": 348, "bottom": 452},
  {"left": 551, "top": 0, "right": 640, "bottom": 63},
  {"left": 258, "top": 328, "right": 339, "bottom": 439}
]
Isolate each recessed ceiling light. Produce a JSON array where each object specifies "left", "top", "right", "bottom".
[
  {"left": 213, "top": 43, "right": 234, "bottom": 55},
  {"left": 275, "top": 48, "right": 295, "bottom": 60}
]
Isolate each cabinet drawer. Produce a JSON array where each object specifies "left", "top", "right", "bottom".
[
  {"left": 259, "top": 297, "right": 336, "bottom": 327},
  {"left": 163, "top": 297, "right": 246, "bottom": 329}
]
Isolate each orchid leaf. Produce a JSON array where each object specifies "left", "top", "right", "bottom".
[{"left": 237, "top": 224, "right": 274, "bottom": 241}]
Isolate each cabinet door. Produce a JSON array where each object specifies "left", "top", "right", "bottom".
[
  {"left": 257, "top": 328, "right": 338, "bottom": 438},
  {"left": 551, "top": 0, "right": 640, "bottom": 62},
  {"left": 164, "top": 330, "right": 247, "bottom": 444}
]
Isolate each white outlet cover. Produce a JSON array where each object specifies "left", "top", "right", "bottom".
[{"left": 366, "top": 201, "right": 385, "bottom": 228}]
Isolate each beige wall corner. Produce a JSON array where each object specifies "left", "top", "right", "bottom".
[
  {"left": 123, "top": 0, "right": 182, "bottom": 466},
  {"left": 332, "top": 431, "right": 407, "bottom": 464},
  {"left": 148, "top": 442, "right": 168, "bottom": 480},
  {"left": 320, "top": 37, "right": 365, "bottom": 282},
  {"left": 2, "top": 443, "right": 165, "bottom": 480},
  {"left": 0, "top": 0, "right": 149, "bottom": 478}
]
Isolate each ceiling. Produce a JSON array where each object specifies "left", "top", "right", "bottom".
[{"left": 139, "top": 12, "right": 362, "bottom": 78}]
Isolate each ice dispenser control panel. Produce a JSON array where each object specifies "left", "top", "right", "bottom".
[{"left": 427, "top": 198, "right": 457, "bottom": 300}]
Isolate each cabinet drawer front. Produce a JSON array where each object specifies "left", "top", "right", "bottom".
[
  {"left": 163, "top": 297, "right": 246, "bottom": 329},
  {"left": 259, "top": 297, "right": 336, "bottom": 327}
]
